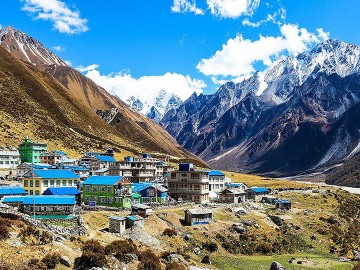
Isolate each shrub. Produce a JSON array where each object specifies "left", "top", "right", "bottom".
[
  {"left": 166, "top": 262, "right": 186, "bottom": 270},
  {"left": 74, "top": 240, "right": 107, "bottom": 270},
  {"left": 163, "top": 228, "right": 177, "bottom": 237},
  {"left": 201, "top": 255, "right": 211, "bottom": 264},
  {"left": 0, "top": 225, "right": 10, "bottom": 240},
  {"left": 105, "top": 239, "right": 139, "bottom": 261},
  {"left": 203, "top": 242, "right": 218, "bottom": 253},
  {"left": 353, "top": 262, "right": 360, "bottom": 270},
  {"left": 20, "top": 226, "right": 52, "bottom": 245},
  {"left": 138, "top": 249, "right": 161, "bottom": 270},
  {"left": 41, "top": 253, "right": 61, "bottom": 269}
]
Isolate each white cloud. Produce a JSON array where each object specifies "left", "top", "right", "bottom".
[
  {"left": 206, "top": 0, "right": 260, "bottom": 19},
  {"left": 83, "top": 68, "right": 206, "bottom": 112},
  {"left": 242, "top": 7, "right": 286, "bottom": 27},
  {"left": 75, "top": 64, "right": 99, "bottom": 72},
  {"left": 317, "top": 28, "right": 330, "bottom": 41},
  {"left": 64, "top": 60, "right": 72, "bottom": 66},
  {"left": 21, "top": 0, "right": 88, "bottom": 34},
  {"left": 197, "top": 24, "right": 330, "bottom": 77},
  {"left": 52, "top": 45, "right": 65, "bottom": 52},
  {"left": 171, "top": 0, "right": 204, "bottom": 15}
]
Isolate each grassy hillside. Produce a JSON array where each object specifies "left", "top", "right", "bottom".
[{"left": 326, "top": 154, "right": 360, "bottom": 188}]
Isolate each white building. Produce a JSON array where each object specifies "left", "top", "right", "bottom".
[
  {"left": 208, "top": 170, "right": 229, "bottom": 193},
  {"left": 0, "top": 147, "right": 20, "bottom": 169}
]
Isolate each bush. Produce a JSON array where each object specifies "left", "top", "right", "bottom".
[
  {"left": 105, "top": 239, "right": 139, "bottom": 261},
  {"left": 166, "top": 262, "right": 186, "bottom": 270},
  {"left": 353, "top": 262, "right": 360, "bottom": 270},
  {"left": 0, "top": 225, "right": 10, "bottom": 240},
  {"left": 203, "top": 242, "right": 218, "bottom": 253},
  {"left": 41, "top": 253, "right": 61, "bottom": 269},
  {"left": 163, "top": 228, "right": 177, "bottom": 237},
  {"left": 74, "top": 240, "right": 107, "bottom": 270},
  {"left": 138, "top": 249, "right": 161, "bottom": 270},
  {"left": 20, "top": 226, "right": 52, "bottom": 245}
]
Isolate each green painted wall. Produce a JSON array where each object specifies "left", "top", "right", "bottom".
[
  {"left": 82, "top": 184, "right": 132, "bottom": 208},
  {"left": 19, "top": 138, "right": 47, "bottom": 163}
]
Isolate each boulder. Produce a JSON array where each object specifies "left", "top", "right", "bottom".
[
  {"left": 184, "top": 234, "right": 191, "bottom": 241},
  {"left": 231, "top": 223, "right": 247, "bottom": 234},
  {"left": 269, "top": 215, "right": 284, "bottom": 226},
  {"left": 354, "top": 250, "right": 360, "bottom": 261},
  {"left": 60, "top": 256, "right": 71, "bottom": 267},
  {"left": 201, "top": 255, "right": 211, "bottom": 264},
  {"left": 194, "top": 247, "right": 201, "bottom": 255},
  {"left": 269, "top": 261, "right": 286, "bottom": 270},
  {"left": 242, "top": 220, "right": 256, "bottom": 226}
]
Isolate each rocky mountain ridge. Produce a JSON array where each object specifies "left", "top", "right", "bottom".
[{"left": 162, "top": 39, "right": 360, "bottom": 178}]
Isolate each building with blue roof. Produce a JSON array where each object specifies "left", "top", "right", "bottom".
[
  {"left": 208, "top": 170, "right": 227, "bottom": 193},
  {"left": 43, "top": 187, "right": 81, "bottom": 204},
  {"left": 131, "top": 182, "right": 168, "bottom": 203},
  {"left": 20, "top": 195, "right": 76, "bottom": 216},
  {"left": 79, "top": 152, "right": 116, "bottom": 172},
  {"left": 1, "top": 196, "right": 25, "bottom": 206},
  {"left": 275, "top": 199, "right": 292, "bottom": 210},
  {"left": 0, "top": 186, "right": 27, "bottom": 198},
  {"left": 22, "top": 169, "right": 80, "bottom": 196},
  {"left": 246, "top": 187, "right": 271, "bottom": 201},
  {"left": 82, "top": 176, "right": 132, "bottom": 208}
]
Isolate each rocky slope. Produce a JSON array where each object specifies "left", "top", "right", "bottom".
[
  {"left": 0, "top": 26, "right": 204, "bottom": 164},
  {"left": 162, "top": 39, "right": 360, "bottom": 177}
]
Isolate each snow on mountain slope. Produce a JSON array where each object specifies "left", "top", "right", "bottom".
[
  {"left": 0, "top": 26, "right": 67, "bottom": 68},
  {"left": 127, "top": 89, "right": 182, "bottom": 122}
]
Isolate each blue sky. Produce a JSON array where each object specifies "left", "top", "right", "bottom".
[{"left": 1, "top": 0, "right": 360, "bottom": 108}]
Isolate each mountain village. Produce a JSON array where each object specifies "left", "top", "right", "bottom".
[{"left": 0, "top": 18, "right": 359, "bottom": 270}]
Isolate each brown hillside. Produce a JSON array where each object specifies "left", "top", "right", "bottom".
[{"left": 0, "top": 46, "right": 204, "bottom": 164}]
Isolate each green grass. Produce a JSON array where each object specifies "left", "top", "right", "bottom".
[{"left": 211, "top": 253, "right": 355, "bottom": 270}]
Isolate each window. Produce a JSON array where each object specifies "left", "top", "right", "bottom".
[
  {"left": 92, "top": 196, "right": 98, "bottom": 202},
  {"left": 35, "top": 180, "right": 40, "bottom": 187},
  {"left": 115, "top": 197, "right": 122, "bottom": 203},
  {"left": 92, "top": 186, "right": 98, "bottom": 193},
  {"left": 30, "top": 180, "right": 33, "bottom": 187},
  {"left": 108, "top": 197, "right": 113, "bottom": 204},
  {"left": 100, "top": 197, "right": 106, "bottom": 203},
  {"left": 43, "top": 180, "right": 48, "bottom": 187},
  {"left": 100, "top": 186, "right": 106, "bottom": 193},
  {"left": 181, "top": 173, "right": 187, "bottom": 177},
  {"left": 85, "top": 185, "right": 90, "bottom": 192},
  {"left": 35, "top": 191, "right": 40, "bottom": 195},
  {"left": 62, "top": 180, "right": 67, "bottom": 186},
  {"left": 24, "top": 180, "right": 28, "bottom": 187},
  {"left": 107, "top": 186, "right": 113, "bottom": 193},
  {"left": 191, "top": 173, "right": 199, "bottom": 178},
  {"left": 29, "top": 190, "right": 33, "bottom": 195},
  {"left": 56, "top": 180, "right": 60, "bottom": 186},
  {"left": 68, "top": 180, "right": 72, "bottom": 186},
  {"left": 50, "top": 180, "right": 54, "bottom": 186},
  {"left": 85, "top": 196, "right": 90, "bottom": 202}
]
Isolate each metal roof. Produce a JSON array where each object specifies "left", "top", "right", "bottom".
[
  {"left": 132, "top": 203, "right": 151, "bottom": 209},
  {"left": 32, "top": 169, "right": 79, "bottom": 179},
  {"left": 208, "top": 170, "right": 225, "bottom": 176},
  {"left": 186, "top": 208, "right": 213, "bottom": 215},
  {"left": 132, "top": 183, "right": 167, "bottom": 193},
  {"left": 96, "top": 155, "right": 116, "bottom": 162},
  {"left": 110, "top": 216, "right": 126, "bottom": 221},
  {"left": 250, "top": 187, "right": 270, "bottom": 193},
  {"left": 43, "top": 187, "right": 80, "bottom": 196},
  {"left": 2, "top": 196, "right": 25, "bottom": 203},
  {"left": 22, "top": 195, "right": 75, "bottom": 205},
  {"left": 82, "top": 176, "right": 127, "bottom": 186},
  {"left": 274, "top": 199, "right": 291, "bottom": 204},
  {"left": 0, "top": 186, "right": 27, "bottom": 195},
  {"left": 126, "top": 215, "right": 143, "bottom": 221}
]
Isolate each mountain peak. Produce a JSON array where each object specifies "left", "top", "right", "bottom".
[{"left": 0, "top": 25, "right": 67, "bottom": 68}]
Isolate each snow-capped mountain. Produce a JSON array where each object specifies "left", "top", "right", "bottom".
[
  {"left": 162, "top": 39, "right": 360, "bottom": 177},
  {"left": 0, "top": 26, "right": 67, "bottom": 68},
  {"left": 127, "top": 90, "right": 182, "bottom": 122},
  {"left": 258, "top": 39, "right": 360, "bottom": 104}
]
